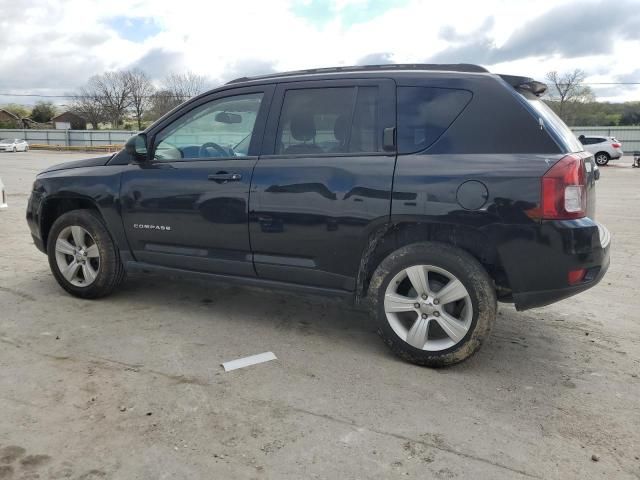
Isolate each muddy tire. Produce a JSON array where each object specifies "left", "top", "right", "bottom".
[
  {"left": 47, "top": 209, "right": 126, "bottom": 299},
  {"left": 367, "top": 242, "right": 496, "bottom": 367}
]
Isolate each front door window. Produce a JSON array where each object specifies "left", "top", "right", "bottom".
[{"left": 154, "top": 93, "right": 264, "bottom": 161}]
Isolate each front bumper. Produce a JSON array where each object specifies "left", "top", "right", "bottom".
[
  {"left": 498, "top": 219, "right": 611, "bottom": 310},
  {"left": 26, "top": 190, "right": 46, "bottom": 253}
]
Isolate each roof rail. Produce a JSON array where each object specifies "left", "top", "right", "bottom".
[{"left": 226, "top": 63, "right": 489, "bottom": 84}]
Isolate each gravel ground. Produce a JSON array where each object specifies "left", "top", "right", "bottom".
[{"left": 0, "top": 151, "right": 639, "bottom": 480}]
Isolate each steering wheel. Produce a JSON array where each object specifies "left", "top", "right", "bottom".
[{"left": 199, "top": 142, "right": 228, "bottom": 158}]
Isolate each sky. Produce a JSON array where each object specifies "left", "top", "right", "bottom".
[{"left": 0, "top": 0, "right": 639, "bottom": 106}]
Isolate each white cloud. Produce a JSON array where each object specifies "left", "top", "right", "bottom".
[{"left": 0, "top": 0, "right": 638, "bottom": 104}]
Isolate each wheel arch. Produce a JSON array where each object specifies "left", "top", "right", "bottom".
[
  {"left": 40, "top": 195, "right": 104, "bottom": 250},
  {"left": 355, "top": 221, "right": 510, "bottom": 303}
]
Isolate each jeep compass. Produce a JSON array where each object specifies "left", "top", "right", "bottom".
[{"left": 26, "top": 64, "right": 611, "bottom": 366}]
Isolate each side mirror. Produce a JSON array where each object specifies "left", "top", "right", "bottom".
[{"left": 125, "top": 134, "right": 149, "bottom": 162}]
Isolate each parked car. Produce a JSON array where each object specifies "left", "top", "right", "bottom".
[
  {"left": 578, "top": 135, "right": 623, "bottom": 166},
  {"left": 0, "top": 177, "right": 6, "bottom": 209},
  {"left": 26, "top": 64, "right": 610, "bottom": 367},
  {"left": 0, "top": 138, "right": 29, "bottom": 152}
]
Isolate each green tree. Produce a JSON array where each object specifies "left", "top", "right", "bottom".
[
  {"left": 2, "top": 103, "right": 30, "bottom": 119},
  {"left": 30, "top": 101, "right": 56, "bottom": 123}
]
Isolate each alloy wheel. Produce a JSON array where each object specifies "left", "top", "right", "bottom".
[
  {"left": 384, "top": 265, "right": 473, "bottom": 351},
  {"left": 54, "top": 226, "right": 101, "bottom": 287}
]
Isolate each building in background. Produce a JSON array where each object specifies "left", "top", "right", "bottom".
[
  {"left": 51, "top": 111, "right": 87, "bottom": 130},
  {"left": 0, "top": 109, "right": 22, "bottom": 128}
]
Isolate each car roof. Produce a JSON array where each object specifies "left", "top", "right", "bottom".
[{"left": 224, "top": 63, "right": 492, "bottom": 86}]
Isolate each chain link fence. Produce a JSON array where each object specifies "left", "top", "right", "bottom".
[
  {"left": 0, "top": 129, "right": 138, "bottom": 150},
  {"left": 0, "top": 127, "right": 639, "bottom": 152}
]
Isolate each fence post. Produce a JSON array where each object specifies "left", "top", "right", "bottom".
[{"left": 65, "top": 129, "right": 70, "bottom": 146}]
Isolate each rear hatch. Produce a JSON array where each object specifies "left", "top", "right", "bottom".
[{"left": 500, "top": 75, "right": 597, "bottom": 219}]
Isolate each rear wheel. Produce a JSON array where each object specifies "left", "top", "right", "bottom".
[
  {"left": 367, "top": 242, "right": 496, "bottom": 367},
  {"left": 594, "top": 152, "right": 610, "bottom": 166},
  {"left": 47, "top": 209, "right": 125, "bottom": 298}
]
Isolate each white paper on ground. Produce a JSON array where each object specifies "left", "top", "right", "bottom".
[{"left": 222, "top": 352, "right": 277, "bottom": 372}]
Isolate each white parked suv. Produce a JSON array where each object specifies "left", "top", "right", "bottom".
[
  {"left": 578, "top": 135, "right": 623, "bottom": 166},
  {"left": 0, "top": 138, "right": 29, "bottom": 152}
]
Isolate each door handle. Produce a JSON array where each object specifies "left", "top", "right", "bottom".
[{"left": 208, "top": 172, "right": 242, "bottom": 182}]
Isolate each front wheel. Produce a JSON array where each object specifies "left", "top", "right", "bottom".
[
  {"left": 594, "top": 152, "right": 610, "bottom": 166},
  {"left": 47, "top": 209, "right": 125, "bottom": 299},
  {"left": 368, "top": 242, "right": 496, "bottom": 367}
]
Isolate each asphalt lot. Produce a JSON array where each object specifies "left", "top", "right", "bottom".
[{"left": 1, "top": 150, "right": 639, "bottom": 480}]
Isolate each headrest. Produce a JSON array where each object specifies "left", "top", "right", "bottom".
[
  {"left": 290, "top": 112, "right": 316, "bottom": 141},
  {"left": 333, "top": 115, "right": 349, "bottom": 143}
]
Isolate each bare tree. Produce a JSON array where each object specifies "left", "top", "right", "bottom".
[
  {"left": 88, "top": 71, "right": 133, "bottom": 127},
  {"left": 70, "top": 86, "right": 105, "bottom": 129},
  {"left": 163, "top": 72, "right": 207, "bottom": 103},
  {"left": 126, "top": 69, "right": 155, "bottom": 129},
  {"left": 147, "top": 89, "right": 182, "bottom": 120},
  {"left": 545, "top": 70, "right": 595, "bottom": 121}
]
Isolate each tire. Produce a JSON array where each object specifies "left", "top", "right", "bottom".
[
  {"left": 24, "top": 146, "right": 28, "bottom": 152},
  {"left": 12, "top": 147, "right": 16, "bottom": 153},
  {"left": 594, "top": 152, "right": 610, "bottom": 166},
  {"left": 47, "top": 209, "right": 126, "bottom": 299},
  {"left": 367, "top": 242, "right": 496, "bottom": 367}
]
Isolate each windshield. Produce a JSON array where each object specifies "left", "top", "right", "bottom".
[{"left": 526, "top": 98, "right": 583, "bottom": 153}]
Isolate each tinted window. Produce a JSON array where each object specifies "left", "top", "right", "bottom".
[
  {"left": 525, "top": 99, "right": 583, "bottom": 153},
  {"left": 276, "top": 86, "right": 380, "bottom": 155},
  {"left": 154, "top": 93, "right": 263, "bottom": 161},
  {"left": 397, "top": 87, "right": 472, "bottom": 154}
]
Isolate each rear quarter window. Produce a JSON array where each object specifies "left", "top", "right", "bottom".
[
  {"left": 397, "top": 87, "right": 472, "bottom": 154},
  {"left": 525, "top": 98, "right": 583, "bottom": 153}
]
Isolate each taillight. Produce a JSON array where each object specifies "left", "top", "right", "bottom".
[
  {"left": 611, "top": 143, "right": 621, "bottom": 148},
  {"left": 540, "top": 154, "right": 586, "bottom": 220}
]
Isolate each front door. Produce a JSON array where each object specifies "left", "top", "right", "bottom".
[
  {"left": 121, "top": 87, "right": 272, "bottom": 276},
  {"left": 249, "top": 79, "right": 396, "bottom": 290}
]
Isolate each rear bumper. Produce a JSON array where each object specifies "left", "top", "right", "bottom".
[
  {"left": 512, "top": 247, "right": 609, "bottom": 310},
  {"left": 498, "top": 219, "right": 611, "bottom": 310}
]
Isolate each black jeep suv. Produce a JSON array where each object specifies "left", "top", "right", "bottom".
[{"left": 27, "top": 64, "right": 610, "bottom": 366}]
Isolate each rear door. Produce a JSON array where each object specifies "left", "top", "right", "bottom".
[
  {"left": 248, "top": 79, "right": 396, "bottom": 290},
  {"left": 120, "top": 86, "right": 273, "bottom": 276}
]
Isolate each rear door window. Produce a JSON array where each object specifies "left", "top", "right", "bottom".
[
  {"left": 276, "top": 86, "right": 381, "bottom": 155},
  {"left": 397, "top": 87, "right": 472, "bottom": 154}
]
